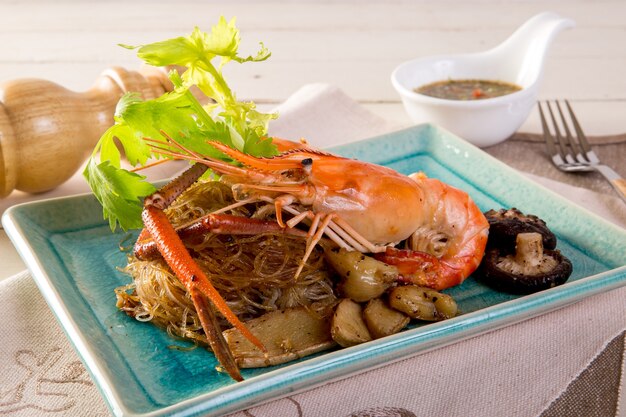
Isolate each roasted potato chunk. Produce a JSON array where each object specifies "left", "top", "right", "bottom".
[
  {"left": 363, "top": 298, "right": 410, "bottom": 338},
  {"left": 331, "top": 298, "right": 372, "bottom": 347},
  {"left": 325, "top": 248, "right": 398, "bottom": 302},
  {"left": 389, "top": 285, "right": 457, "bottom": 321},
  {"left": 223, "top": 307, "right": 335, "bottom": 368}
]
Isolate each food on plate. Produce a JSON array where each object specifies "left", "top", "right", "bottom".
[
  {"left": 389, "top": 285, "right": 457, "bottom": 321},
  {"left": 331, "top": 298, "right": 373, "bottom": 347},
  {"left": 363, "top": 298, "right": 410, "bottom": 339},
  {"left": 85, "top": 18, "right": 489, "bottom": 381},
  {"left": 131, "top": 130, "right": 487, "bottom": 372},
  {"left": 117, "top": 181, "right": 338, "bottom": 342},
  {"left": 484, "top": 208, "right": 557, "bottom": 252},
  {"left": 324, "top": 247, "right": 396, "bottom": 302},
  {"left": 374, "top": 172, "right": 489, "bottom": 291},
  {"left": 479, "top": 233, "right": 572, "bottom": 294},
  {"left": 415, "top": 79, "right": 521, "bottom": 100},
  {"left": 478, "top": 209, "right": 572, "bottom": 294},
  {"left": 223, "top": 307, "right": 336, "bottom": 368}
]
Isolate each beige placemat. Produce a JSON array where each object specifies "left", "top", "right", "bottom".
[
  {"left": 1, "top": 84, "right": 624, "bottom": 417},
  {"left": 541, "top": 331, "right": 625, "bottom": 417}
]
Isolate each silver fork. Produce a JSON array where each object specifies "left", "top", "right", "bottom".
[{"left": 538, "top": 100, "right": 626, "bottom": 204}]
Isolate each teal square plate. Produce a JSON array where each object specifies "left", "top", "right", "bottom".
[{"left": 3, "top": 125, "right": 626, "bottom": 417}]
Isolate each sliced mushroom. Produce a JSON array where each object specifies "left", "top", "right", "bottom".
[
  {"left": 485, "top": 208, "right": 557, "bottom": 251},
  {"left": 479, "top": 232, "right": 572, "bottom": 294}
]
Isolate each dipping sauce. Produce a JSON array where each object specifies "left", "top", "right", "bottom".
[{"left": 415, "top": 79, "right": 522, "bottom": 100}]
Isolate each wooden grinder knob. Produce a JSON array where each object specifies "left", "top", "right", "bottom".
[{"left": 0, "top": 67, "right": 173, "bottom": 197}]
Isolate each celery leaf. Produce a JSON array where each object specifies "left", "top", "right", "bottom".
[
  {"left": 86, "top": 17, "right": 279, "bottom": 231},
  {"left": 84, "top": 158, "right": 156, "bottom": 231}
]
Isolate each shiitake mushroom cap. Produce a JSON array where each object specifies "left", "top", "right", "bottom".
[
  {"left": 485, "top": 208, "right": 557, "bottom": 251},
  {"left": 478, "top": 247, "right": 572, "bottom": 294}
]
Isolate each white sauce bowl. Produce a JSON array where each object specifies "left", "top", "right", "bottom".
[
  {"left": 391, "top": 12, "right": 575, "bottom": 148},
  {"left": 391, "top": 57, "right": 537, "bottom": 148}
]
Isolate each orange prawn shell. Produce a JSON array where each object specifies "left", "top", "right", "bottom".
[
  {"left": 308, "top": 158, "right": 426, "bottom": 244},
  {"left": 407, "top": 175, "right": 490, "bottom": 289},
  {"left": 155, "top": 137, "right": 489, "bottom": 291}
]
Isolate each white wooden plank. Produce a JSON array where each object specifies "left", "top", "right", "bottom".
[
  {"left": 1, "top": 1, "right": 625, "bottom": 33},
  {"left": 0, "top": 1, "right": 623, "bottom": 105},
  {"left": 0, "top": 27, "right": 618, "bottom": 63},
  {"left": 0, "top": 54, "right": 623, "bottom": 103},
  {"left": 0, "top": 1, "right": 623, "bottom": 130}
]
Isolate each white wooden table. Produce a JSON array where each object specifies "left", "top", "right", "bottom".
[{"left": 0, "top": 1, "right": 624, "bottom": 415}]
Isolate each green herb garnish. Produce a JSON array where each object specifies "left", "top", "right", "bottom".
[{"left": 84, "top": 17, "right": 278, "bottom": 231}]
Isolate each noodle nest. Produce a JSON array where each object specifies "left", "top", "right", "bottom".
[{"left": 116, "top": 181, "right": 337, "bottom": 346}]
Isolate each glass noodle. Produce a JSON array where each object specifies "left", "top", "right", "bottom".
[{"left": 116, "top": 181, "right": 337, "bottom": 347}]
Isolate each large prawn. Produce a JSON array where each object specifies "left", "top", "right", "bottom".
[{"left": 136, "top": 135, "right": 489, "bottom": 380}]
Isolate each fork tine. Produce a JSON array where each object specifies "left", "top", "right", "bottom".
[
  {"left": 565, "top": 100, "right": 600, "bottom": 164},
  {"left": 545, "top": 100, "right": 576, "bottom": 163},
  {"left": 565, "top": 100, "right": 589, "bottom": 152},
  {"left": 538, "top": 101, "right": 560, "bottom": 160},
  {"left": 555, "top": 100, "right": 584, "bottom": 158},
  {"left": 538, "top": 100, "right": 626, "bottom": 204}
]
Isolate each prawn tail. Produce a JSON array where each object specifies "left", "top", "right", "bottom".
[{"left": 396, "top": 175, "right": 490, "bottom": 290}]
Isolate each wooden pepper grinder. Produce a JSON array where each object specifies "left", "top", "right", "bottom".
[{"left": 0, "top": 67, "right": 173, "bottom": 198}]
